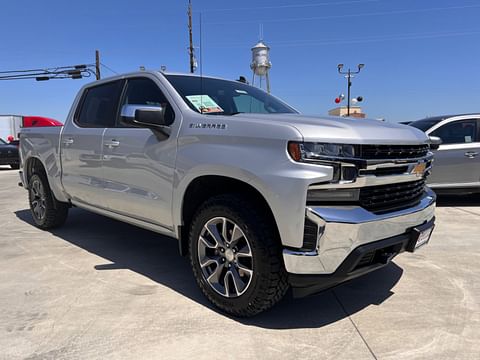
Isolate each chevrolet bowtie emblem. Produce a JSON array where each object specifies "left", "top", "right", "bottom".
[{"left": 411, "top": 162, "right": 426, "bottom": 177}]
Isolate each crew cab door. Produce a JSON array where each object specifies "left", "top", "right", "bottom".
[
  {"left": 427, "top": 118, "right": 480, "bottom": 187},
  {"left": 101, "top": 76, "right": 178, "bottom": 228},
  {"left": 61, "top": 80, "right": 124, "bottom": 207}
]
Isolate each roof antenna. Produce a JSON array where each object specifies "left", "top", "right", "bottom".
[{"left": 199, "top": 11, "right": 204, "bottom": 113}]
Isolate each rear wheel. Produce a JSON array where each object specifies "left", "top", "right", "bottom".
[
  {"left": 28, "top": 173, "right": 69, "bottom": 229},
  {"left": 189, "top": 194, "right": 288, "bottom": 317}
]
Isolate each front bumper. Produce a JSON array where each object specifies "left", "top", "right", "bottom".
[
  {"left": 289, "top": 217, "right": 434, "bottom": 297},
  {"left": 283, "top": 187, "right": 436, "bottom": 275}
]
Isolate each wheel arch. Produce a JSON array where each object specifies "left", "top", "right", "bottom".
[
  {"left": 24, "top": 157, "right": 47, "bottom": 187},
  {"left": 177, "top": 175, "right": 280, "bottom": 256},
  {"left": 23, "top": 156, "right": 69, "bottom": 204}
]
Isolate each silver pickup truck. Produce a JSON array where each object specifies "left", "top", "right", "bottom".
[{"left": 19, "top": 71, "right": 436, "bottom": 316}]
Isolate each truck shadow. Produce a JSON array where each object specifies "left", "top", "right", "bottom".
[{"left": 15, "top": 207, "right": 402, "bottom": 330}]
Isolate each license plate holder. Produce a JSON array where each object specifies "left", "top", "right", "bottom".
[{"left": 406, "top": 220, "right": 435, "bottom": 252}]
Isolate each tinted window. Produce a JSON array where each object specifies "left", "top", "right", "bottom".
[
  {"left": 77, "top": 81, "right": 123, "bottom": 127},
  {"left": 120, "top": 78, "right": 174, "bottom": 125},
  {"left": 233, "top": 94, "right": 269, "bottom": 114},
  {"left": 0, "top": 138, "right": 6, "bottom": 145},
  {"left": 165, "top": 74, "right": 296, "bottom": 115},
  {"left": 430, "top": 119, "right": 478, "bottom": 144},
  {"left": 409, "top": 119, "right": 443, "bottom": 132}
]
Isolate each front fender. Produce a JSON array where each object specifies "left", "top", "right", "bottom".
[{"left": 172, "top": 141, "right": 334, "bottom": 248}]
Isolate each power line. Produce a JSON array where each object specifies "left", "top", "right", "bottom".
[
  {"left": 204, "top": 30, "right": 480, "bottom": 49},
  {"left": 0, "top": 74, "right": 94, "bottom": 81},
  {"left": 200, "top": 0, "right": 381, "bottom": 13},
  {"left": 0, "top": 64, "right": 95, "bottom": 75},
  {"left": 205, "top": 4, "right": 480, "bottom": 25},
  {"left": 0, "top": 64, "right": 95, "bottom": 81},
  {"left": 273, "top": 30, "right": 480, "bottom": 47},
  {"left": 100, "top": 62, "right": 119, "bottom": 75}
]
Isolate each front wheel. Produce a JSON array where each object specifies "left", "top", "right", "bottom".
[
  {"left": 28, "top": 173, "right": 69, "bottom": 229},
  {"left": 189, "top": 194, "right": 288, "bottom": 317}
]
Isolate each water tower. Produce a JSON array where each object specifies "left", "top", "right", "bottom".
[{"left": 250, "top": 40, "right": 272, "bottom": 93}]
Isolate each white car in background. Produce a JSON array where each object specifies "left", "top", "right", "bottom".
[{"left": 410, "top": 114, "right": 480, "bottom": 194}]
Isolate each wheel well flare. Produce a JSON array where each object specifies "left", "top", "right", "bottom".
[{"left": 179, "top": 176, "right": 279, "bottom": 256}]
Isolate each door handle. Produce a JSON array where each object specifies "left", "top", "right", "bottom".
[
  {"left": 62, "top": 138, "right": 74, "bottom": 145},
  {"left": 464, "top": 151, "right": 479, "bottom": 158},
  {"left": 104, "top": 140, "right": 120, "bottom": 148}
]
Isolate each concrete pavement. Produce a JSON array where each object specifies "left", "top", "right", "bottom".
[{"left": 0, "top": 166, "right": 479, "bottom": 359}]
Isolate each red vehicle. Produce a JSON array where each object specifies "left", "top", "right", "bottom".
[{"left": 22, "top": 116, "right": 63, "bottom": 128}]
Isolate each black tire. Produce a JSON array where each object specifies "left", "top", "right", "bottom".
[
  {"left": 28, "top": 173, "right": 69, "bottom": 229},
  {"left": 10, "top": 164, "right": 19, "bottom": 170},
  {"left": 189, "top": 194, "right": 288, "bottom": 317}
]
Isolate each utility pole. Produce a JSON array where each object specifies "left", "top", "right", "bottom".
[
  {"left": 337, "top": 63, "right": 364, "bottom": 116},
  {"left": 95, "top": 49, "right": 101, "bottom": 80},
  {"left": 188, "top": 0, "right": 195, "bottom": 73}
]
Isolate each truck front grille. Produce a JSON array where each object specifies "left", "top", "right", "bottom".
[
  {"left": 360, "top": 144, "right": 429, "bottom": 159},
  {"left": 359, "top": 179, "right": 426, "bottom": 213},
  {"left": 360, "top": 166, "right": 409, "bottom": 177}
]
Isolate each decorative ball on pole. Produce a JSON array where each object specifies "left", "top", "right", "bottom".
[{"left": 334, "top": 93, "right": 345, "bottom": 104}]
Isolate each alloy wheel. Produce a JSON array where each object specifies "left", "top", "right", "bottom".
[
  {"left": 197, "top": 217, "right": 253, "bottom": 298},
  {"left": 30, "top": 179, "right": 47, "bottom": 221}
]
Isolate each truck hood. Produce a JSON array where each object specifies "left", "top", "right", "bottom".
[{"left": 232, "top": 113, "right": 428, "bottom": 145}]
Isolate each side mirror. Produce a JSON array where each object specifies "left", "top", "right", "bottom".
[
  {"left": 120, "top": 104, "right": 169, "bottom": 128},
  {"left": 429, "top": 136, "right": 442, "bottom": 150}
]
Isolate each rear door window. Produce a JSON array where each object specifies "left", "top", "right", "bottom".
[
  {"left": 76, "top": 80, "right": 124, "bottom": 128},
  {"left": 430, "top": 119, "right": 478, "bottom": 144}
]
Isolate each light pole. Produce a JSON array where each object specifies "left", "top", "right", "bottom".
[{"left": 337, "top": 63, "right": 364, "bottom": 116}]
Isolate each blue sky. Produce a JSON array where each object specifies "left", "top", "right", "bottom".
[{"left": 1, "top": 0, "right": 479, "bottom": 122}]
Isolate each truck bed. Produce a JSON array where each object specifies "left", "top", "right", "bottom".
[{"left": 20, "top": 126, "right": 65, "bottom": 200}]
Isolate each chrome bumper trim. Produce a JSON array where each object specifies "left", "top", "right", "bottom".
[
  {"left": 308, "top": 153, "right": 433, "bottom": 189},
  {"left": 309, "top": 172, "right": 429, "bottom": 189},
  {"left": 283, "top": 188, "right": 436, "bottom": 275}
]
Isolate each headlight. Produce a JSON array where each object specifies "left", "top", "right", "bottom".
[
  {"left": 288, "top": 141, "right": 359, "bottom": 183},
  {"left": 288, "top": 141, "right": 357, "bottom": 162}
]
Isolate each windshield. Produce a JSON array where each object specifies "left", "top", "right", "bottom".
[
  {"left": 409, "top": 118, "right": 443, "bottom": 132},
  {"left": 165, "top": 74, "right": 297, "bottom": 115},
  {"left": 0, "top": 138, "right": 6, "bottom": 145}
]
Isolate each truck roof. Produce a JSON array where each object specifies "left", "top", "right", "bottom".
[{"left": 82, "top": 70, "right": 244, "bottom": 87}]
